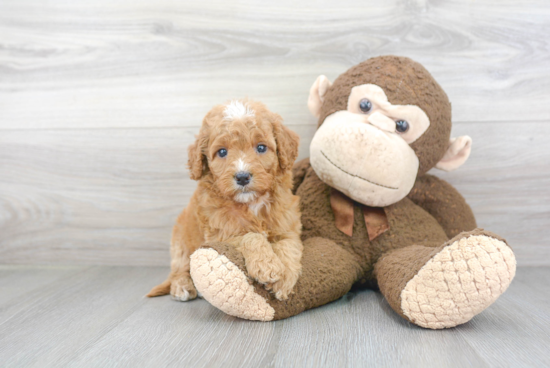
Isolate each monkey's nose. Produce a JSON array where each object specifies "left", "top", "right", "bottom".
[
  {"left": 235, "top": 171, "right": 251, "bottom": 186},
  {"left": 366, "top": 111, "right": 396, "bottom": 132}
]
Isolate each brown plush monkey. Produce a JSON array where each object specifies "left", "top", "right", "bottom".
[{"left": 189, "top": 56, "right": 516, "bottom": 329}]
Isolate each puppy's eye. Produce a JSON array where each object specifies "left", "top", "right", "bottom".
[
  {"left": 395, "top": 120, "right": 409, "bottom": 133},
  {"left": 359, "top": 99, "right": 372, "bottom": 113},
  {"left": 217, "top": 148, "right": 228, "bottom": 158},
  {"left": 256, "top": 144, "right": 267, "bottom": 154}
]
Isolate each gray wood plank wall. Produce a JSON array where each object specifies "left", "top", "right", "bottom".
[{"left": 1, "top": 0, "right": 549, "bottom": 266}]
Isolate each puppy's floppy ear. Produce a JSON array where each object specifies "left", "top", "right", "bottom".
[
  {"left": 272, "top": 113, "right": 300, "bottom": 172},
  {"left": 188, "top": 126, "right": 209, "bottom": 180}
]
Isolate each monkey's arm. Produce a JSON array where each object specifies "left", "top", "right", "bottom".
[
  {"left": 407, "top": 174, "right": 477, "bottom": 239},
  {"left": 291, "top": 158, "right": 310, "bottom": 194}
]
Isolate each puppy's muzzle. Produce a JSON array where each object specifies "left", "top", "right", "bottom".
[{"left": 235, "top": 171, "right": 251, "bottom": 187}]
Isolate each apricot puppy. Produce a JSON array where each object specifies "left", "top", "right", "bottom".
[{"left": 147, "top": 100, "right": 302, "bottom": 301}]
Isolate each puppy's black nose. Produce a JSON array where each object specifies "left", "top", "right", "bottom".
[{"left": 235, "top": 171, "right": 251, "bottom": 186}]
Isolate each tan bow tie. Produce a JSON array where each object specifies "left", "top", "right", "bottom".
[{"left": 330, "top": 189, "right": 390, "bottom": 241}]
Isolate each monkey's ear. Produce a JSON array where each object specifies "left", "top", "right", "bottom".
[
  {"left": 308, "top": 75, "right": 332, "bottom": 118},
  {"left": 435, "top": 136, "right": 472, "bottom": 172},
  {"left": 188, "top": 130, "right": 209, "bottom": 180}
]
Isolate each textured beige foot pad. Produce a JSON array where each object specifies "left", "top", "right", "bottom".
[
  {"left": 190, "top": 248, "right": 275, "bottom": 321},
  {"left": 401, "top": 235, "right": 516, "bottom": 329}
]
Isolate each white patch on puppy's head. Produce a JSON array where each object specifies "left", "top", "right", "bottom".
[
  {"left": 223, "top": 100, "right": 255, "bottom": 121},
  {"left": 235, "top": 158, "right": 250, "bottom": 172}
]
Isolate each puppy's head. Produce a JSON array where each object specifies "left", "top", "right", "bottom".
[{"left": 188, "top": 99, "right": 299, "bottom": 203}]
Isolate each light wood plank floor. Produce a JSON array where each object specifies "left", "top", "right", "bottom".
[{"left": 0, "top": 266, "right": 548, "bottom": 367}]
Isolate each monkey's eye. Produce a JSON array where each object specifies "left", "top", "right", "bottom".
[
  {"left": 395, "top": 120, "right": 409, "bottom": 133},
  {"left": 359, "top": 99, "right": 372, "bottom": 113},
  {"left": 256, "top": 144, "right": 267, "bottom": 154},
  {"left": 217, "top": 148, "right": 228, "bottom": 158}
]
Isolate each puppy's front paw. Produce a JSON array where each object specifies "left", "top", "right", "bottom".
[
  {"left": 170, "top": 276, "right": 197, "bottom": 302},
  {"left": 240, "top": 232, "right": 286, "bottom": 285},
  {"left": 267, "top": 266, "right": 301, "bottom": 301},
  {"left": 247, "top": 257, "right": 285, "bottom": 285}
]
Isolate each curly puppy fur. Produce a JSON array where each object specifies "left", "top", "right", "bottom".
[{"left": 147, "top": 100, "right": 303, "bottom": 301}]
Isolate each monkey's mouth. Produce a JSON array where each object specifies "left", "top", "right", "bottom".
[{"left": 320, "top": 150, "right": 398, "bottom": 190}]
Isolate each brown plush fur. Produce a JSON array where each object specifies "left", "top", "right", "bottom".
[
  {"left": 193, "top": 56, "right": 514, "bottom": 325},
  {"left": 197, "top": 162, "right": 500, "bottom": 321},
  {"left": 147, "top": 100, "right": 303, "bottom": 301}
]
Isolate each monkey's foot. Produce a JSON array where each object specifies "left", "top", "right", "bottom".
[
  {"left": 400, "top": 230, "right": 516, "bottom": 329},
  {"left": 190, "top": 247, "right": 275, "bottom": 321}
]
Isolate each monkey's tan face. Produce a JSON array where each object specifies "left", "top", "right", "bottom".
[{"left": 310, "top": 84, "right": 430, "bottom": 207}]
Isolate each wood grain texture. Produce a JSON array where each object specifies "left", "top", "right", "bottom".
[
  {"left": 0, "top": 125, "right": 314, "bottom": 266},
  {"left": 0, "top": 265, "right": 548, "bottom": 367},
  {"left": 0, "top": 266, "right": 168, "bottom": 367},
  {"left": 1, "top": 0, "right": 550, "bottom": 130},
  {"left": 0, "top": 0, "right": 549, "bottom": 265},
  {"left": 1, "top": 123, "right": 548, "bottom": 265},
  {"left": 0, "top": 265, "right": 84, "bottom": 324}
]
